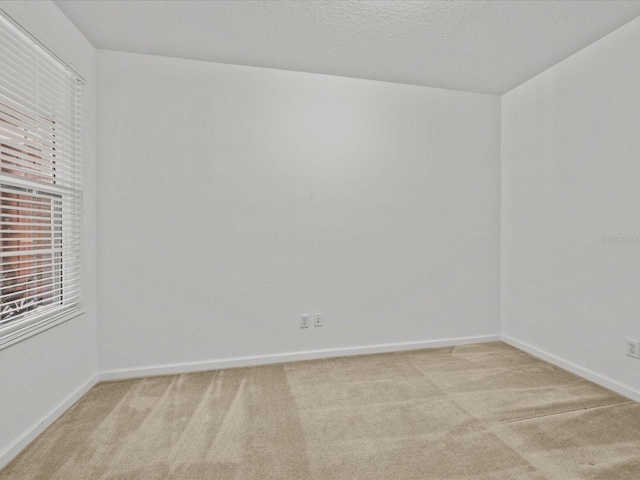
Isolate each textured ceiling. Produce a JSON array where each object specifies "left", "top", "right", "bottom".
[{"left": 54, "top": 0, "right": 640, "bottom": 95}]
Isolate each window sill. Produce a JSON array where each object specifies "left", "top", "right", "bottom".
[{"left": 0, "top": 307, "right": 85, "bottom": 351}]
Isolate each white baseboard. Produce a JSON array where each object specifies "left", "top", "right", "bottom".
[
  {"left": 502, "top": 335, "right": 640, "bottom": 403},
  {"left": 98, "top": 334, "right": 502, "bottom": 382},
  {"left": 0, "top": 374, "right": 99, "bottom": 471}
]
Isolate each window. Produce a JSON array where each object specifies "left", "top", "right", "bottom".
[{"left": 0, "top": 12, "right": 83, "bottom": 349}]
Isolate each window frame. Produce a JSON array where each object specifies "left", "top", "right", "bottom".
[{"left": 0, "top": 9, "right": 84, "bottom": 350}]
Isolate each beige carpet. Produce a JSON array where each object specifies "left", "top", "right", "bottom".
[{"left": 2, "top": 342, "right": 640, "bottom": 479}]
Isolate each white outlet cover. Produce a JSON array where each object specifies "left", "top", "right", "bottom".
[{"left": 626, "top": 339, "right": 640, "bottom": 359}]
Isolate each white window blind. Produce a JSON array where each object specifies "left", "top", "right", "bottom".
[{"left": 0, "top": 12, "right": 83, "bottom": 349}]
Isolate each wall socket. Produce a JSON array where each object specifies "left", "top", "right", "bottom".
[
  {"left": 626, "top": 338, "right": 640, "bottom": 359},
  {"left": 314, "top": 313, "right": 323, "bottom": 327},
  {"left": 300, "top": 314, "right": 310, "bottom": 329}
]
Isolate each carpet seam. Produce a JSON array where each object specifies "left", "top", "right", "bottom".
[{"left": 502, "top": 400, "right": 634, "bottom": 424}]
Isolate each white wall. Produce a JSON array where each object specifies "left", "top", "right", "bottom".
[
  {"left": 0, "top": 0, "right": 97, "bottom": 466},
  {"left": 97, "top": 50, "right": 501, "bottom": 373},
  {"left": 502, "top": 17, "right": 640, "bottom": 398}
]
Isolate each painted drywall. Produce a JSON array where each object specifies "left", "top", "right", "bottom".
[
  {"left": 0, "top": 0, "right": 97, "bottom": 465},
  {"left": 97, "top": 50, "right": 501, "bottom": 372},
  {"left": 502, "top": 16, "right": 640, "bottom": 396}
]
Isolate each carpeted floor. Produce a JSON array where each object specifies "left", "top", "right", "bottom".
[{"left": 2, "top": 342, "right": 640, "bottom": 479}]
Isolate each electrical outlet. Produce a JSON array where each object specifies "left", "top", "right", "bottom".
[
  {"left": 626, "top": 339, "right": 640, "bottom": 359},
  {"left": 300, "top": 314, "right": 310, "bottom": 329},
  {"left": 314, "top": 313, "right": 323, "bottom": 327}
]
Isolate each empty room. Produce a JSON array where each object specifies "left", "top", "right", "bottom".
[{"left": 0, "top": 0, "right": 639, "bottom": 478}]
